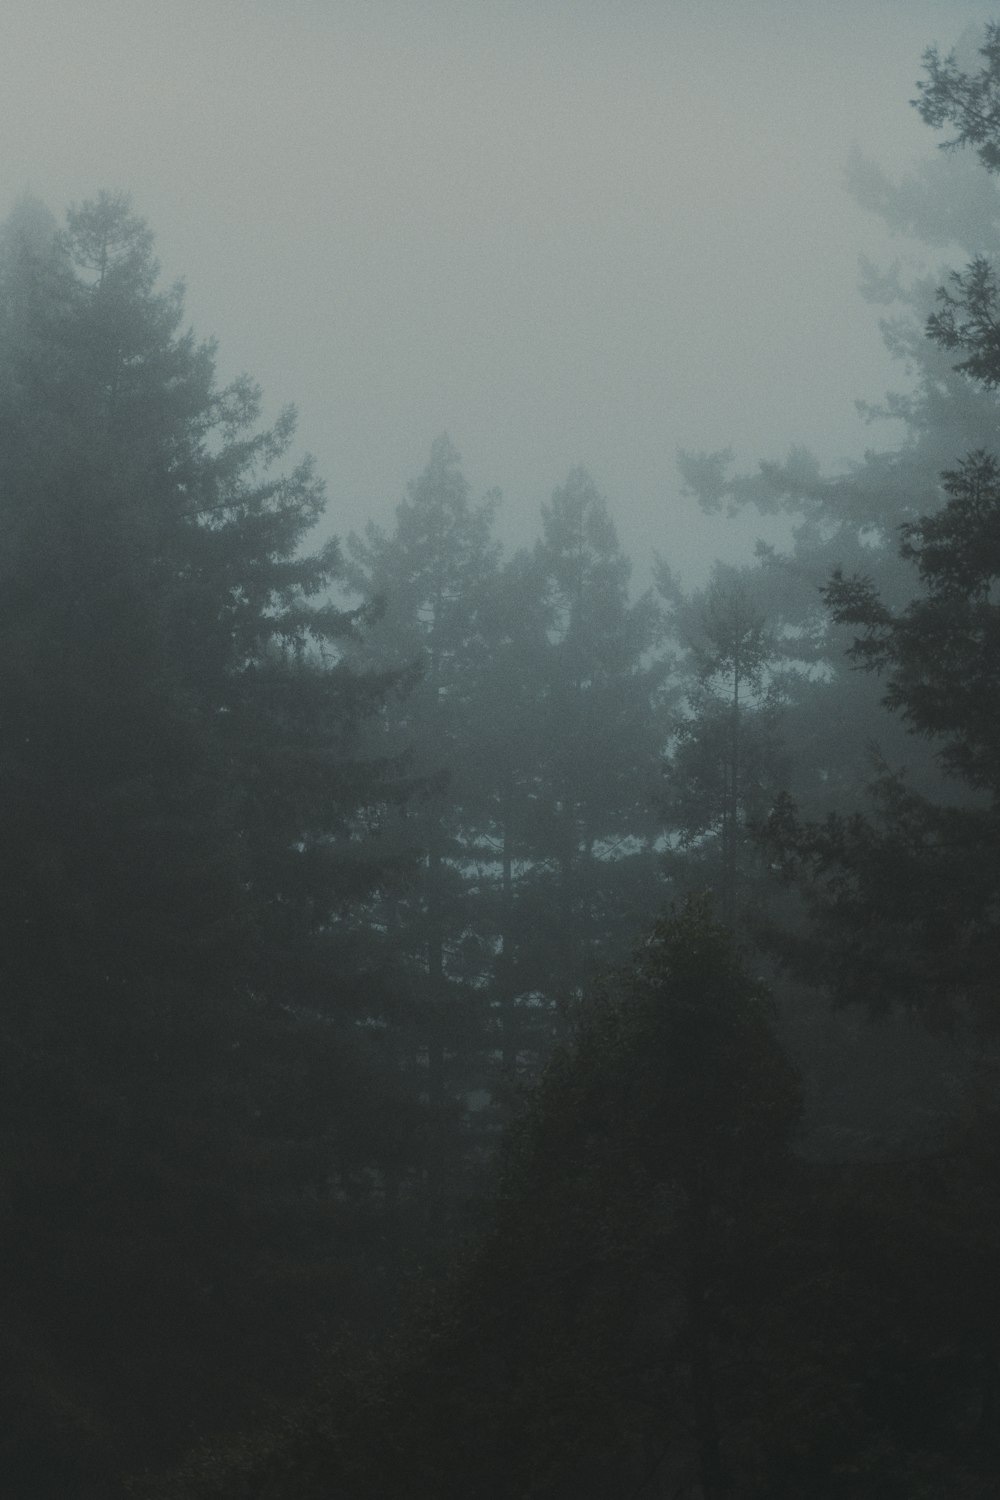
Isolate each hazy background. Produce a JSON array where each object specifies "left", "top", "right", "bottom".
[{"left": 0, "top": 0, "right": 992, "bottom": 581}]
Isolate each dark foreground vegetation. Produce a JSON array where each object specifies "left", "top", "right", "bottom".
[{"left": 7, "top": 24, "right": 1000, "bottom": 1499}]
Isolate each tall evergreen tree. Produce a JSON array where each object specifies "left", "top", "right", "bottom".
[
  {"left": 674, "top": 57, "right": 1000, "bottom": 827},
  {"left": 658, "top": 562, "right": 788, "bottom": 928},
  {"left": 520, "top": 467, "right": 671, "bottom": 1013},
  {"left": 344, "top": 435, "right": 505, "bottom": 1209},
  {"left": 763, "top": 23, "right": 1000, "bottom": 1030},
  {"left": 344, "top": 456, "right": 672, "bottom": 1114},
  {"left": 0, "top": 192, "right": 419, "bottom": 1489},
  {"left": 767, "top": 450, "right": 1000, "bottom": 1027}
]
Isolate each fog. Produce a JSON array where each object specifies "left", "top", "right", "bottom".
[
  {"left": 12, "top": 9, "right": 1000, "bottom": 1491},
  {"left": 0, "top": 0, "right": 992, "bottom": 579}
]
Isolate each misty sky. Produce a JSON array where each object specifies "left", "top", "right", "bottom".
[{"left": 1, "top": 0, "right": 994, "bottom": 583}]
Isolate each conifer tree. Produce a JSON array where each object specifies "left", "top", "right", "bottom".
[
  {"left": 521, "top": 468, "right": 671, "bottom": 1013},
  {"left": 344, "top": 435, "right": 504, "bottom": 1207},
  {"left": 658, "top": 563, "right": 788, "bottom": 928},
  {"left": 0, "top": 192, "right": 418, "bottom": 1487},
  {"left": 764, "top": 23, "right": 1000, "bottom": 1029}
]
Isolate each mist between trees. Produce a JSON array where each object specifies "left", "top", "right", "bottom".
[{"left": 9, "top": 23, "right": 1000, "bottom": 1500}]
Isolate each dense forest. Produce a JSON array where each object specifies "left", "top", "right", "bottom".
[{"left": 7, "top": 25, "right": 1000, "bottom": 1500}]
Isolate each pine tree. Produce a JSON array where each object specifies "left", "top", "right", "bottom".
[
  {"left": 673, "top": 75, "right": 1000, "bottom": 828},
  {"left": 658, "top": 563, "right": 788, "bottom": 928},
  {"left": 0, "top": 192, "right": 419, "bottom": 1487},
  {"left": 762, "top": 24, "right": 1000, "bottom": 1029},
  {"left": 521, "top": 468, "right": 671, "bottom": 1015},
  {"left": 344, "top": 435, "right": 504, "bottom": 1212},
  {"left": 766, "top": 451, "right": 1000, "bottom": 1026}
]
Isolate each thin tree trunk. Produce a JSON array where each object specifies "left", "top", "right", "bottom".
[
  {"left": 424, "top": 826, "right": 448, "bottom": 1228},
  {"left": 499, "top": 769, "right": 517, "bottom": 1073},
  {"left": 723, "top": 656, "right": 741, "bottom": 929}
]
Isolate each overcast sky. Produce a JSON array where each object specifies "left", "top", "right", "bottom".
[{"left": 0, "top": 0, "right": 994, "bottom": 583}]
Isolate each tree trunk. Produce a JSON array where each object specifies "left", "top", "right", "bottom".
[{"left": 499, "top": 770, "right": 517, "bottom": 1074}]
